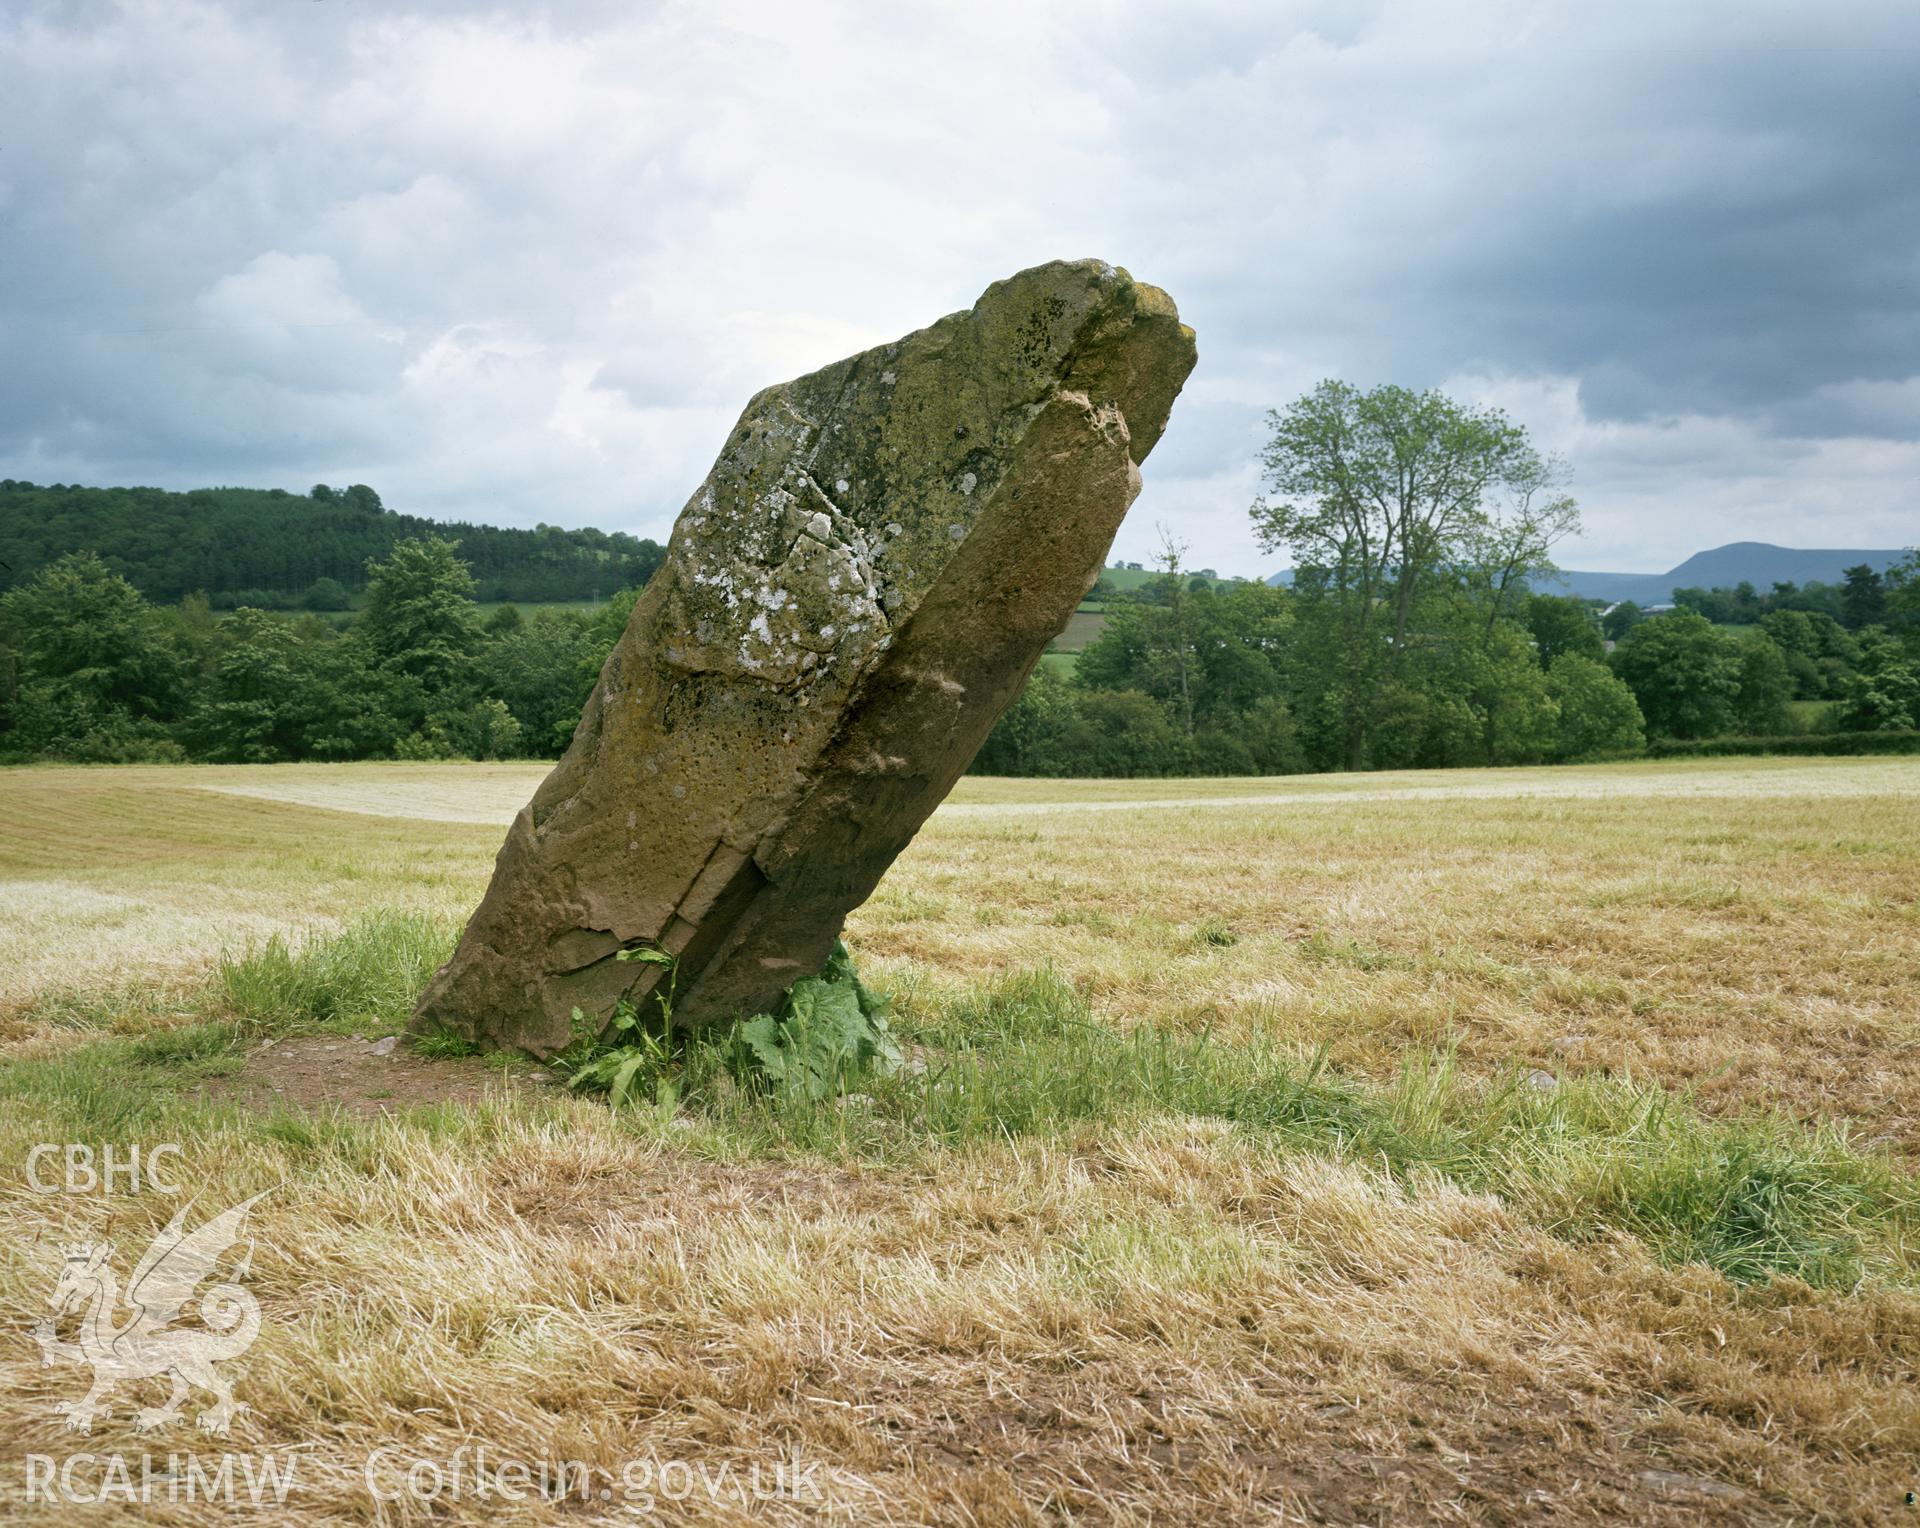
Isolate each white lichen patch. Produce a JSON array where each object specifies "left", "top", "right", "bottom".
[
  {"left": 675, "top": 511, "right": 887, "bottom": 686},
  {"left": 662, "top": 389, "right": 907, "bottom": 688}
]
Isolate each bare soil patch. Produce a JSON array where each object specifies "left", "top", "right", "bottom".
[{"left": 202, "top": 1033, "right": 552, "bottom": 1116}]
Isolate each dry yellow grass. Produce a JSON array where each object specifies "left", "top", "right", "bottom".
[
  {"left": 863, "top": 758, "right": 1920, "bottom": 1154},
  {"left": 5, "top": 1101, "right": 1917, "bottom": 1524},
  {"left": 1, "top": 757, "right": 1918, "bottom": 1523},
  {"left": 13, "top": 757, "right": 1910, "bottom": 1142}
]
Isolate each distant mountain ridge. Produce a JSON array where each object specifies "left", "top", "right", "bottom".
[
  {"left": 1545, "top": 543, "right": 1909, "bottom": 604},
  {"left": 1266, "top": 542, "right": 1910, "bottom": 603}
]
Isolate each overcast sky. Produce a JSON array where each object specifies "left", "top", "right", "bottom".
[{"left": 3, "top": 0, "right": 1915, "bottom": 576}]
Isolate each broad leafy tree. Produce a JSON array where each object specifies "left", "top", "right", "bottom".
[
  {"left": 1732, "top": 634, "right": 1795, "bottom": 734},
  {"left": 1834, "top": 630, "right": 1920, "bottom": 731},
  {"left": 1526, "top": 595, "right": 1604, "bottom": 666},
  {"left": 358, "top": 536, "right": 481, "bottom": 691},
  {"left": 1609, "top": 611, "right": 1742, "bottom": 739},
  {"left": 0, "top": 553, "right": 186, "bottom": 759},
  {"left": 1600, "top": 601, "right": 1644, "bottom": 642},
  {"left": 1546, "top": 654, "right": 1645, "bottom": 758},
  {"left": 1251, "top": 381, "right": 1575, "bottom": 767}
]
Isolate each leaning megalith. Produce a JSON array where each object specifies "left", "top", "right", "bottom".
[{"left": 411, "top": 259, "right": 1196, "bottom": 1054}]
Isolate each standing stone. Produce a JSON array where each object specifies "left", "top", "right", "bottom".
[{"left": 411, "top": 259, "right": 1196, "bottom": 1054}]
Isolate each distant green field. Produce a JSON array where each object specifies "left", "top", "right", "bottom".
[
  {"left": 474, "top": 599, "right": 610, "bottom": 619},
  {"left": 1096, "top": 565, "right": 1253, "bottom": 593},
  {"left": 1050, "top": 609, "right": 1109, "bottom": 652},
  {"left": 289, "top": 596, "right": 615, "bottom": 630}
]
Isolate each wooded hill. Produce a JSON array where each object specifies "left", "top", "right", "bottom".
[{"left": 0, "top": 480, "right": 666, "bottom": 606}]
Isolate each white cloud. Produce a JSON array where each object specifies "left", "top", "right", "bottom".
[
  {"left": 1445, "top": 370, "right": 1920, "bottom": 569},
  {"left": 0, "top": 0, "right": 1914, "bottom": 577}
]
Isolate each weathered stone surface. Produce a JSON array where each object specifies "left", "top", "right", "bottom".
[{"left": 411, "top": 259, "right": 1196, "bottom": 1054}]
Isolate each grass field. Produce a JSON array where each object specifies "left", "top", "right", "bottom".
[
  {"left": 1095, "top": 565, "right": 1257, "bottom": 593},
  {"left": 306, "top": 597, "right": 611, "bottom": 630},
  {"left": 2, "top": 757, "right": 1918, "bottom": 1521},
  {"left": 1048, "top": 609, "right": 1110, "bottom": 653}
]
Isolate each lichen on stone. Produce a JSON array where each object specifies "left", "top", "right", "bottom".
[{"left": 412, "top": 258, "right": 1197, "bottom": 1055}]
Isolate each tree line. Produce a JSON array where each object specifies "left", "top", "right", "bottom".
[
  {"left": 1665, "top": 565, "right": 1893, "bottom": 632},
  {"left": 977, "top": 570, "right": 1917, "bottom": 778},
  {"left": 979, "top": 382, "right": 1918, "bottom": 775},
  {"left": 2, "top": 382, "right": 1912, "bottom": 772},
  {"left": 0, "top": 480, "right": 664, "bottom": 607},
  {"left": 0, "top": 540, "right": 630, "bottom": 764},
  {"left": 4, "top": 533, "right": 1914, "bottom": 773}
]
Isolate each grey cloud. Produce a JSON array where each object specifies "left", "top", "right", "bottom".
[{"left": 1, "top": 0, "right": 1914, "bottom": 579}]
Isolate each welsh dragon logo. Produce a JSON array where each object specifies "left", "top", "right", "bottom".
[{"left": 32, "top": 1193, "right": 268, "bottom": 1436}]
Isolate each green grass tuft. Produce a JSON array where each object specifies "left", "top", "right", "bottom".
[
  {"left": 675, "top": 965, "right": 1920, "bottom": 1288},
  {"left": 410, "top": 1026, "right": 485, "bottom": 1060},
  {"left": 20, "top": 917, "right": 1919, "bottom": 1292},
  {"left": 218, "top": 910, "right": 459, "bottom": 1035}
]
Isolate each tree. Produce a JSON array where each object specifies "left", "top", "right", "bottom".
[
  {"left": 466, "top": 698, "right": 524, "bottom": 759},
  {"left": 184, "top": 608, "right": 306, "bottom": 762},
  {"left": 1147, "top": 528, "right": 1196, "bottom": 737},
  {"left": 1546, "top": 654, "right": 1644, "bottom": 758},
  {"left": 1601, "top": 601, "right": 1643, "bottom": 642},
  {"left": 0, "top": 553, "right": 180, "bottom": 709},
  {"left": 1674, "top": 585, "right": 1735, "bottom": 624},
  {"left": 1066, "top": 689, "right": 1190, "bottom": 776},
  {"left": 1078, "top": 572, "right": 1291, "bottom": 738},
  {"left": 1759, "top": 610, "right": 1828, "bottom": 699},
  {"left": 0, "top": 479, "right": 666, "bottom": 606},
  {"left": 1833, "top": 630, "right": 1920, "bottom": 732},
  {"left": 1759, "top": 608, "right": 1818, "bottom": 659},
  {"left": 303, "top": 576, "right": 351, "bottom": 612},
  {"left": 1526, "top": 594, "right": 1604, "bottom": 666},
  {"left": 1839, "top": 565, "right": 1886, "bottom": 631},
  {"left": 1471, "top": 621, "right": 1560, "bottom": 764},
  {"left": 358, "top": 536, "right": 480, "bottom": 692},
  {"left": 973, "top": 662, "right": 1080, "bottom": 776},
  {"left": 1455, "top": 455, "right": 1582, "bottom": 638},
  {"left": 1759, "top": 608, "right": 1859, "bottom": 698},
  {"left": 481, "top": 610, "right": 601, "bottom": 753},
  {"left": 484, "top": 603, "right": 524, "bottom": 636},
  {"left": 180, "top": 609, "right": 411, "bottom": 763},
  {"left": 1228, "top": 694, "right": 1305, "bottom": 776},
  {"left": 1882, "top": 551, "right": 1919, "bottom": 638},
  {"left": 1732, "top": 634, "right": 1794, "bottom": 734},
  {"left": 1250, "top": 380, "right": 1573, "bottom": 768},
  {"left": 0, "top": 553, "right": 186, "bottom": 758},
  {"left": 1608, "top": 610, "right": 1741, "bottom": 739}
]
